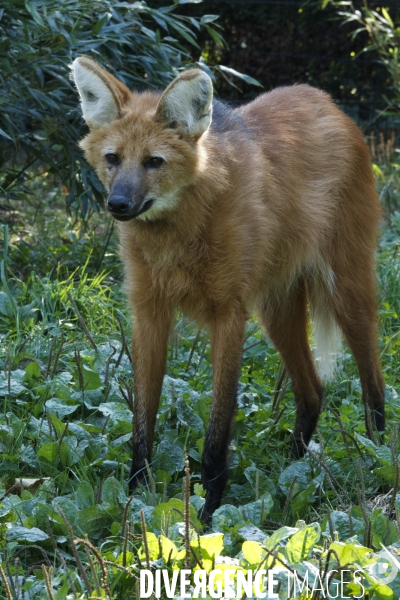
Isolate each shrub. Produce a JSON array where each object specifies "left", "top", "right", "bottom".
[
  {"left": 325, "top": 1, "right": 400, "bottom": 117},
  {"left": 0, "top": 0, "right": 246, "bottom": 217}
]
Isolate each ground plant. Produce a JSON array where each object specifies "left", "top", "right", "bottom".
[
  {"left": 1, "top": 164, "right": 400, "bottom": 598},
  {"left": 1, "top": 1, "right": 400, "bottom": 599}
]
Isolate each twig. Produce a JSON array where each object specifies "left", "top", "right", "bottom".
[
  {"left": 0, "top": 564, "right": 13, "bottom": 600},
  {"left": 103, "top": 560, "right": 139, "bottom": 579},
  {"left": 272, "top": 367, "right": 289, "bottom": 417},
  {"left": 119, "top": 378, "right": 134, "bottom": 413},
  {"left": 184, "top": 456, "right": 191, "bottom": 569},
  {"left": 115, "top": 313, "right": 132, "bottom": 365},
  {"left": 69, "top": 295, "right": 98, "bottom": 351},
  {"left": 56, "top": 504, "right": 92, "bottom": 594},
  {"left": 46, "top": 336, "right": 57, "bottom": 378},
  {"left": 41, "top": 565, "right": 55, "bottom": 600},
  {"left": 140, "top": 510, "right": 151, "bottom": 569},
  {"left": 186, "top": 329, "right": 201, "bottom": 372},
  {"left": 74, "top": 347, "right": 84, "bottom": 394},
  {"left": 50, "top": 331, "right": 65, "bottom": 378},
  {"left": 74, "top": 537, "right": 112, "bottom": 599},
  {"left": 16, "top": 334, "right": 31, "bottom": 355},
  {"left": 301, "top": 435, "right": 351, "bottom": 507},
  {"left": 390, "top": 427, "right": 400, "bottom": 516},
  {"left": 121, "top": 496, "right": 135, "bottom": 539},
  {"left": 6, "top": 561, "right": 17, "bottom": 600},
  {"left": 282, "top": 476, "right": 298, "bottom": 524},
  {"left": 329, "top": 409, "right": 364, "bottom": 458},
  {"left": 58, "top": 422, "right": 69, "bottom": 453}
]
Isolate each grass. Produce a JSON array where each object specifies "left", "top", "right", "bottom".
[{"left": 0, "top": 164, "right": 400, "bottom": 598}]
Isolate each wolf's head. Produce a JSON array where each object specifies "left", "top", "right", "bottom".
[{"left": 71, "top": 57, "right": 213, "bottom": 221}]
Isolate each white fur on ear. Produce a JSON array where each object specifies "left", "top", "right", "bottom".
[
  {"left": 156, "top": 69, "right": 213, "bottom": 138},
  {"left": 71, "top": 58, "right": 120, "bottom": 128}
]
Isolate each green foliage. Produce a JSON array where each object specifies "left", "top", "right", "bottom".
[
  {"left": 0, "top": 0, "right": 244, "bottom": 218},
  {"left": 1, "top": 205, "right": 400, "bottom": 596},
  {"left": 326, "top": 1, "right": 400, "bottom": 116}
]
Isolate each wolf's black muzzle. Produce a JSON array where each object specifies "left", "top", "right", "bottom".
[{"left": 107, "top": 195, "right": 154, "bottom": 221}]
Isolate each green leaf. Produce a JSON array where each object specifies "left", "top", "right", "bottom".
[
  {"left": 25, "top": 2, "right": 44, "bottom": 26},
  {"left": 151, "top": 498, "right": 201, "bottom": 532},
  {"left": 329, "top": 541, "right": 371, "bottom": 566},
  {"left": 278, "top": 461, "right": 311, "bottom": 493},
  {"left": 219, "top": 65, "right": 262, "bottom": 87},
  {"left": 92, "top": 14, "right": 108, "bottom": 35},
  {"left": 190, "top": 494, "right": 205, "bottom": 513},
  {"left": 355, "top": 434, "right": 377, "bottom": 450},
  {"left": 24, "top": 361, "right": 41, "bottom": 380},
  {"left": 0, "top": 372, "right": 27, "bottom": 395},
  {"left": 160, "top": 534, "right": 178, "bottom": 561},
  {"left": 54, "top": 498, "right": 79, "bottom": 528},
  {"left": 204, "top": 25, "right": 225, "bottom": 47},
  {"left": 238, "top": 524, "right": 267, "bottom": 543},
  {"left": 59, "top": 441, "right": 72, "bottom": 468},
  {"left": 37, "top": 442, "right": 58, "bottom": 466},
  {"left": 0, "top": 292, "right": 12, "bottom": 316},
  {"left": 45, "top": 398, "right": 78, "bottom": 419},
  {"left": 76, "top": 505, "right": 120, "bottom": 539},
  {"left": 156, "top": 439, "right": 185, "bottom": 475},
  {"left": 192, "top": 533, "right": 224, "bottom": 560},
  {"left": 240, "top": 494, "right": 273, "bottom": 525},
  {"left": 289, "top": 483, "right": 316, "bottom": 516},
  {"left": 6, "top": 526, "right": 49, "bottom": 542},
  {"left": 96, "top": 402, "right": 132, "bottom": 423},
  {"left": 286, "top": 523, "right": 321, "bottom": 563},
  {"left": 75, "top": 481, "right": 95, "bottom": 510},
  {"left": 176, "top": 397, "right": 203, "bottom": 430},
  {"left": 200, "top": 15, "right": 220, "bottom": 24},
  {"left": 0, "top": 128, "right": 13, "bottom": 141},
  {"left": 74, "top": 364, "right": 102, "bottom": 390},
  {"left": 381, "top": 8, "right": 394, "bottom": 28},
  {"left": 242, "top": 540, "right": 266, "bottom": 566},
  {"left": 168, "top": 21, "right": 200, "bottom": 48},
  {"left": 244, "top": 466, "right": 276, "bottom": 497},
  {"left": 138, "top": 532, "right": 159, "bottom": 561},
  {"left": 322, "top": 510, "right": 364, "bottom": 541},
  {"left": 101, "top": 476, "right": 127, "bottom": 506},
  {"left": 265, "top": 527, "right": 300, "bottom": 553},
  {"left": 212, "top": 504, "right": 242, "bottom": 531}
]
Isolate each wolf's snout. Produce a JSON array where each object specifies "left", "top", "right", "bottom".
[{"left": 107, "top": 195, "right": 131, "bottom": 214}]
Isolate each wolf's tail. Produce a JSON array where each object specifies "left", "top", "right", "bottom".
[{"left": 309, "top": 274, "right": 342, "bottom": 381}]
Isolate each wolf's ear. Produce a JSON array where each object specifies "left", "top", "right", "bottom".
[
  {"left": 71, "top": 57, "right": 131, "bottom": 128},
  {"left": 155, "top": 69, "right": 213, "bottom": 138}
]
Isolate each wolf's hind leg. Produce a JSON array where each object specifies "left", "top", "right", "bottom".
[
  {"left": 260, "top": 277, "right": 323, "bottom": 457},
  {"left": 331, "top": 277, "right": 384, "bottom": 439}
]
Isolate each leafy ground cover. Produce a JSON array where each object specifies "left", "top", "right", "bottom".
[{"left": 1, "top": 164, "right": 400, "bottom": 598}]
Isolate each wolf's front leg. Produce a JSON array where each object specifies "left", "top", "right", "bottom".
[
  {"left": 201, "top": 309, "right": 246, "bottom": 522},
  {"left": 129, "top": 309, "right": 173, "bottom": 492}
]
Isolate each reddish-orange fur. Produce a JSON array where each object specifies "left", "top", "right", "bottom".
[{"left": 74, "top": 60, "right": 384, "bottom": 520}]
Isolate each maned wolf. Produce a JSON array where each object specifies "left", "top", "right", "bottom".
[{"left": 72, "top": 57, "right": 384, "bottom": 520}]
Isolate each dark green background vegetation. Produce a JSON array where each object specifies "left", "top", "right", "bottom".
[{"left": 1, "top": 1, "right": 400, "bottom": 598}]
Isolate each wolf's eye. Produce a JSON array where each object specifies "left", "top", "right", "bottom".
[
  {"left": 145, "top": 156, "right": 164, "bottom": 169},
  {"left": 105, "top": 153, "right": 120, "bottom": 165}
]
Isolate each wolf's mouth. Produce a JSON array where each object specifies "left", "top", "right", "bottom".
[
  {"left": 111, "top": 198, "right": 155, "bottom": 221},
  {"left": 137, "top": 198, "right": 155, "bottom": 215}
]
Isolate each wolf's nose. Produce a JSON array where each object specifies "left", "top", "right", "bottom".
[{"left": 107, "top": 196, "right": 131, "bottom": 214}]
